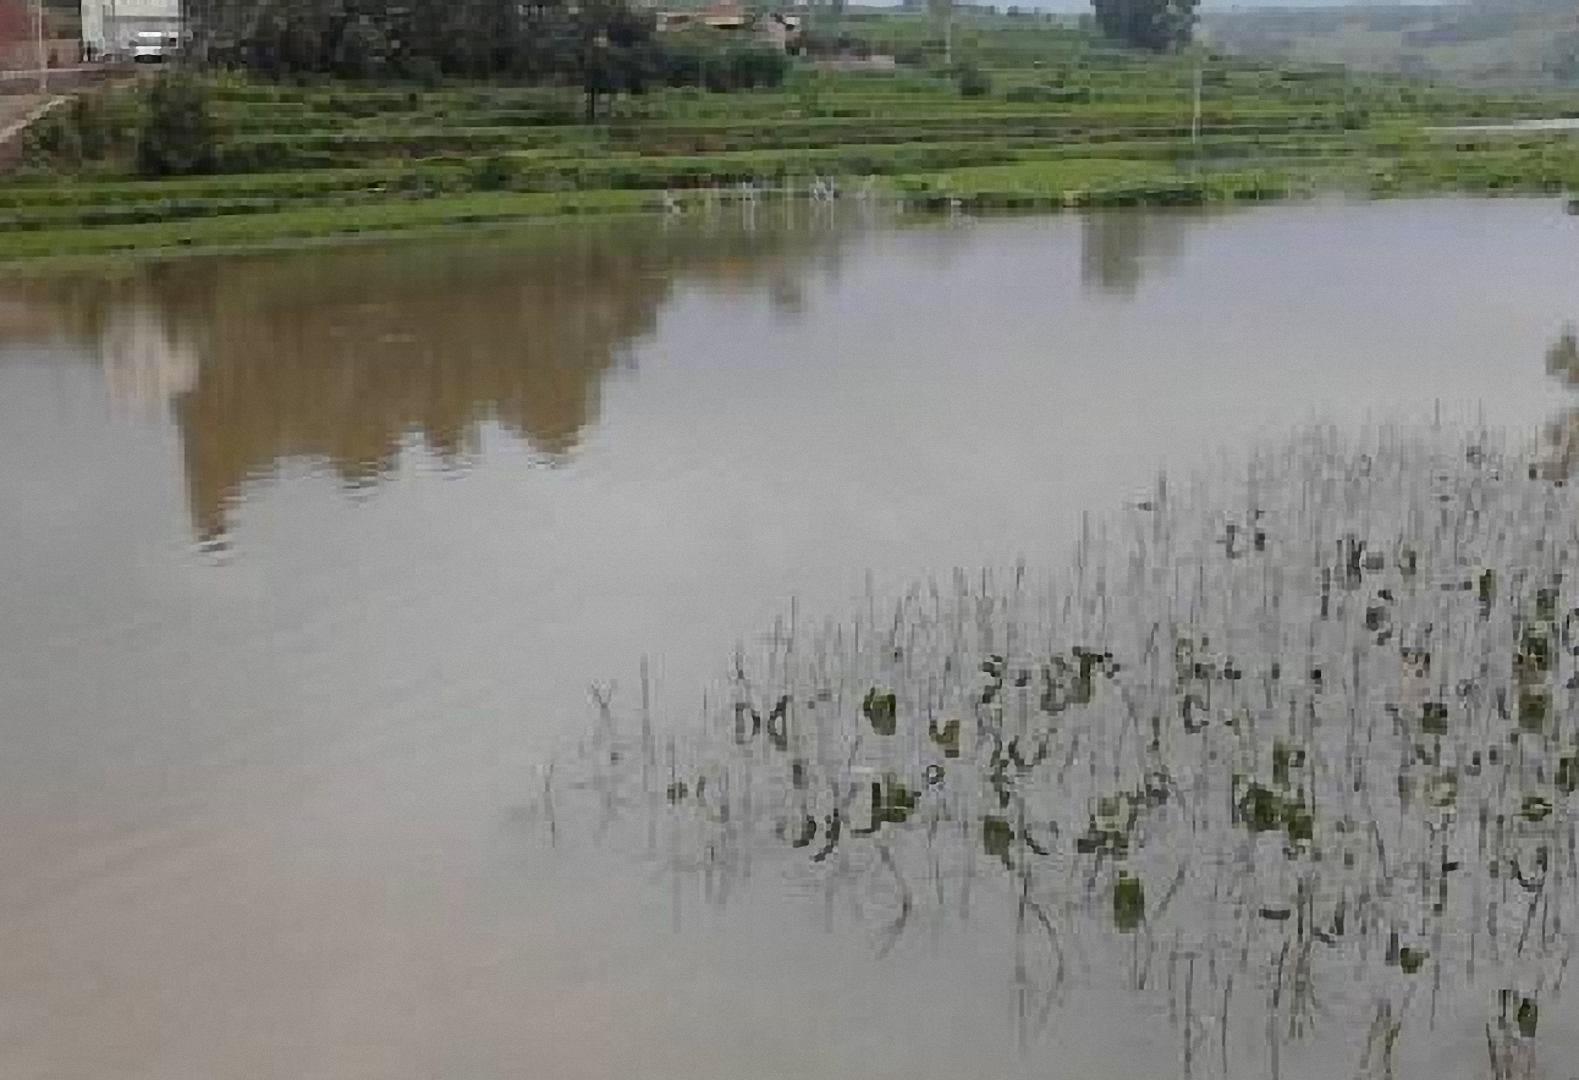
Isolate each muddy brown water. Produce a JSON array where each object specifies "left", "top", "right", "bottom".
[{"left": 2, "top": 199, "right": 1578, "bottom": 1079}]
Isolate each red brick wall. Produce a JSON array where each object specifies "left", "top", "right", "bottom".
[
  {"left": 3, "top": 2, "right": 82, "bottom": 74},
  {"left": 0, "top": 0, "right": 31, "bottom": 45},
  {"left": 0, "top": 0, "right": 31, "bottom": 73},
  {"left": 1, "top": 40, "right": 79, "bottom": 71}
]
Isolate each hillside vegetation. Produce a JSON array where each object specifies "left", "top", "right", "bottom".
[{"left": 1204, "top": 0, "right": 1579, "bottom": 89}]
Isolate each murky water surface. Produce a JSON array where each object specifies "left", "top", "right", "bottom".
[{"left": 2, "top": 200, "right": 1578, "bottom": 1079}]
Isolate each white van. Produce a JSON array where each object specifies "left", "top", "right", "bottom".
[{"left": 130, "top": 31, "right": 172, "bottom": 64}]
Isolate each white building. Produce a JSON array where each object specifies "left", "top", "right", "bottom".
[{"left": 81, "top": 0, "right": 182, "bottom": 57}]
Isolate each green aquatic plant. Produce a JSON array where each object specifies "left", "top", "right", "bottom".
[
  {"left": 545, "top": 423, "right": 1579, "bottom": 1079},
  {"left": 863, "top": 687, "right": 898, "bottom": 735},
  {"left": 927, "top": 717, "right": 961, "bottom": 758},
  {"left": 1516, "top": 996, "right": 1538, "bottom": 1039},
  {"left": 982, "top": 815, "right": 1014, "bottom": 867},
  {"left": 1113, "top": 873, "right": 1145, "bottom": 933},
  {"left": 1237, "top": 781, "right": 1282, "bottom": 832}
]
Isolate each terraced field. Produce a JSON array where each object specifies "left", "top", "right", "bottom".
[{"left": 5, "top": 10, "right": 1579, "bottom": 263}]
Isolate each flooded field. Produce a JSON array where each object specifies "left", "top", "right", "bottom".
[
  {"left": 2, "top": 199, "right": 1579, "bottom": 1078},
  {"left": 560, "top": 422, "right": 1579, "bottom": 1080}
]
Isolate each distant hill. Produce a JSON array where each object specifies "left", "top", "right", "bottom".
[{"left": 1201, "top": 0, "right": 1579, "bottom": 88}]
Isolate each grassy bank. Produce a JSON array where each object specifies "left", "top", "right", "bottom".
[{"left": 5, "top": 9, "right": 1579, "bottom": 265}]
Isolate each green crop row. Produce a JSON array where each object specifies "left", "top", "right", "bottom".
[
  {"left": 1369, "top": 143, "right": 1579, "bottom": 196},
  {"left": 0, "top": 188, "right": 656, "bottom": 262},
  {"left": 0, "top": 164, "right": 475, "bottom": 209}
]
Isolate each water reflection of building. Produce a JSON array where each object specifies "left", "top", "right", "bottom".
[
  {"left": 0, "top": 218, "right": 846, "bottom": 541},
  {"left": 0, "top": 279, "right": 195, "bottom": 414},
  {"left": 99, "top": 305, "right": 199, "bottom": 414}
]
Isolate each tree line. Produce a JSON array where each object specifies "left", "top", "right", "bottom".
[
  {"left": 38, "top": 0, "right": 1200, "bottom": 180},
  {"left": 1090, "top": 0, "right": 1198, "bottom": 54},
  {"left": 184, "top": 0, "right": 791, "bottom": 117},
  {"left": 182, "top": 0, "right": 1199, "bottom": 91}
]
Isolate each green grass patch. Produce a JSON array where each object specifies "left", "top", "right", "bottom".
[
  {"left": 894, "top": 159, "right": 1289, "bottom": 209},
  {"left": 0, "top": 188, "right": 653, "bottom": 263}
]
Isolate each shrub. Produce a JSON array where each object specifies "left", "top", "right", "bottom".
[
  {"left": 953, "top": 62, "right": 992, "bottom": 98},
  {"left": 685, "top": 44, "right": 787, "bottom": 92},
  {"left": 136, "top": 74, "right": 220, "bottom": 178},
  {"left": 468, "top": 153, "right": 517, "bottom": 191},
  {"left": 21, "top": 90, "right": 138, "bottom": 169},
  {"left": 1004, "top": 83, "right": 1092, "bottom": 104}
]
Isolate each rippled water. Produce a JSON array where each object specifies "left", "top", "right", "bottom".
[{"left": 2, "top": 199, "right": 1578, "bottom": 1079}]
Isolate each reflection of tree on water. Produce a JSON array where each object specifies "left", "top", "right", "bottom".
[
  {"left": 1080, "top": 209, "right": 1198, "bottom": 297},
  {"left": 0, "top": 218, "right": 849, "bottom": 541},
  {"left": 555, "top": 425, "right": 1578, "bottom": 1080}
]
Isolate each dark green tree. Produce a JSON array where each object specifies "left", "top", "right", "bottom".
[
  {"left": 951, "top": 59, "right": 991, "bottom": 97},
  {"left": 555, "top": 0, "right": 657, "bottom": 121},
  {"left": 181, "top": 0, "right": 781, "bottom": 101},
  {"left": 1090, "top": 0, "right": 1198, "bottom": 53},
  {"left": 136, "top": 73, "right": 219, "bottom": 177}
]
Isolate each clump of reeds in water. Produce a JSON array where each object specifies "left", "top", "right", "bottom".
[{"left": 546, "top": 423, "right": 1579, "bottom": 1080}]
